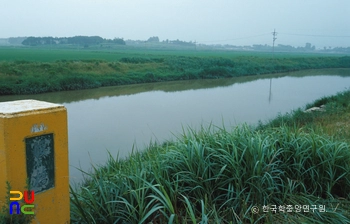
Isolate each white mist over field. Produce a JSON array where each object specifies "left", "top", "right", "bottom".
[{"left": 1, "top": 0, "right": 350, "bottom": 48}]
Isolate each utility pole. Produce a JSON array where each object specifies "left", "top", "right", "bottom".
[
  {"left": 272, "top": 29, "right": 277, "bottom": 53},
  {"left": 268, "top": 78, "right": 272, "bottom": 103},
  {"left": 269, "top": 29, "right": 277, "bottom": 102}
]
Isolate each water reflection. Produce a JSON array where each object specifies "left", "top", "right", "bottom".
[
  {"left": 1, "top": 68, "right": 350, "bottom": 184},
  {"left": 1, "top": 68, "right": 349, "bottom": 104}
]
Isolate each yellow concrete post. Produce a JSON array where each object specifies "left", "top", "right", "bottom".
[{"left": 0, "top": 100, "right": 69, "bottom": 224}]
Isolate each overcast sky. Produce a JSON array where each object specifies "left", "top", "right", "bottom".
[{"left": 2, "top": 0, "right": 350, "bottom": 48}]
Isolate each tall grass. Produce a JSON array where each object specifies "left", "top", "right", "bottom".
[{"left": 70, "top": 125, "right": 350, "bottom": 223}]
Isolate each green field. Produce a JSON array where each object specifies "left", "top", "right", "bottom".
[
  {"left": 0, "top": 46, "right": 347, "bottom": 62},
  {"left": 0, "top": 47, "right": 144, "bottom": 62},
  {"left": 1, "top": 46, "right": 350, "bottom": 95}
]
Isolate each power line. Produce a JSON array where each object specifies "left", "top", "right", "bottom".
[
  {"left": 198, "top": 33, "right": 270, "bottom": 43},
  {"left": 279, "top": 32, "right": 350, "bottom": 38},
  {"left": 196, "top": 31, "right": 350, "bottom": 45}
]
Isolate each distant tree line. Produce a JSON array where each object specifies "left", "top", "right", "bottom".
[
  {"left": 145, "top": 36, "right": 195, "bottom": 46},
  {"left": 19, "top": 36, "right": 350, "bottom": 53},
  {"left": 251, "top": 42, "right": 318, "bottom": 52},
  {"left": 22, "top": 36, "right": 125, "bottom": 46},
  {"left": 161, "top": 39, "right": 196, "bottom": 46},
  {"left": 147, "top": 36, "right": 160, "bottom": 42},
  {"left": 126, "top": 37, "right": 196, "bottom": 47},
  {"left": 8, "top": 37, "right": 27, "bottom": 45}
]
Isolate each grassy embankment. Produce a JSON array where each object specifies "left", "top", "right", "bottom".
[
  {"left": 70, "top": 90, "right": 350, "bottom": 223},
  {"left": 0, "top": 47, "right": 349, "bottom": 95}
]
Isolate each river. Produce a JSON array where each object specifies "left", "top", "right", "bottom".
[{"left": 1, "top": 68, "right": 350, "bottom": 184}]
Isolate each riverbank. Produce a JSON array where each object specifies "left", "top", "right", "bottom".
[
  {"left": 70, "top": 90, "right": 350, "bottom": 223},
  {"left": 258, "top": 89, "right": 350, "bottom": 142},
  {"left": 0, "top": 49, "right": 349, "bottom": 95}
]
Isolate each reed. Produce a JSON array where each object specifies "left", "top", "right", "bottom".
[{"left": 70, "top": 124, "right": 350, "bottom": 223}]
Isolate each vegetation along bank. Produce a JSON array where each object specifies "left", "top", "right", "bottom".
[
  {"left": 69, "top": 89, "right": 350, "bottom": 223},
  {"left": 0, "top": 49, "right": 349, "bottom": 95},
  {"left": 1, "top": 79, "right": 350, "bottom": 223}
]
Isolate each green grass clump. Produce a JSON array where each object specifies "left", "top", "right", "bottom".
[{"left": 70, "top": 125, "right": 350, "bottom": 223}]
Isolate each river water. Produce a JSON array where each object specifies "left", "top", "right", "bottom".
[{"left": 1, "top": 68, "right": 350, "bottom": 184}]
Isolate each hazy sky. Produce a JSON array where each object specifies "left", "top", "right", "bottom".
[{"left": 2, "top": 0, "right": 350, "bottom": 48}]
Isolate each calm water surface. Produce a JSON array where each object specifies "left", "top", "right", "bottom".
[{"left": 1, "top": 68, "right": 350, "bottom": 183}]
